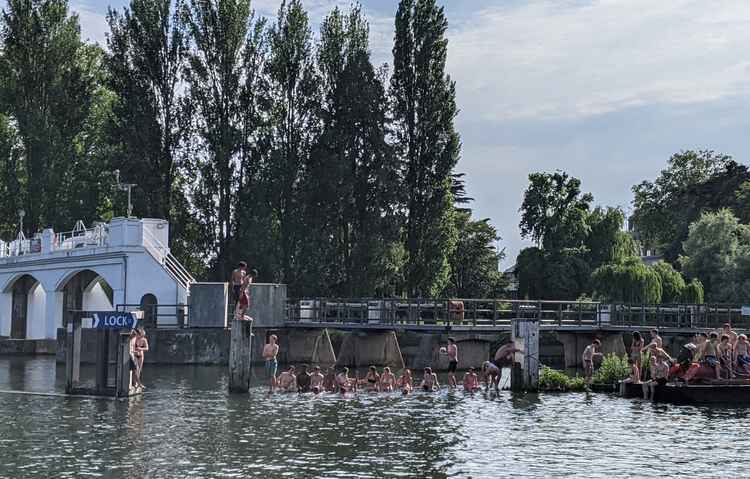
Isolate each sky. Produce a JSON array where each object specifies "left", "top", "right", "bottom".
[{"left": 70, "top": 0, "right": 750, "bottom": 267}]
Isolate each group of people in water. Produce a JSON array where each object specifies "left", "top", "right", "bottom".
[
  {"left": 261, "top": 334, "right": 523, "bottom": 394},
  {"left": 583, "top": 324, "right": 750, "bottom": 399}
]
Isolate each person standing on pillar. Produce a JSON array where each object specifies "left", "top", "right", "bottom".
[
  {"left": 446, "top": 338, "right": 459, "bottom": 388},
  {"left": 263, "top": 334, "right": 280, "bottom": 393},
  {"left": 230, "top": 262, "right": 247, "bottom": 308},
  {"left": 134, "top": 328, "right": 149, "bottom": 389}
]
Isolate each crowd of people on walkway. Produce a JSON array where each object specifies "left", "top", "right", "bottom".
[
  {"left": 585, "top": 324, "right": 750, "bottom": 399},
  {"left": 261, "top": 334, "right": 524, "bottom": 394}
]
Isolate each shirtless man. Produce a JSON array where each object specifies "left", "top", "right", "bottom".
[
  {"left": 582, "top": 339, "right": 602, "bottom": 384},
  {"left": 446, "top": 338, "right": 459, "bottom": 388},
  {"left": 720, "top": 323, "right": 738, "bottom": 346},
  {"left": 134, "top": 328, "right": 149, "bottom": 389},
  {"left": 493, "top": 341, "right": 521, "bottom": 368},
  {"left": 482, "top": 361, "right": 501, "bottom": 391},
  {"left": 380, "top": 367, "right": 397, "bottom": 392},
  {"left": 277, "top": 366, "right": 297, "bottom": 392},
  {"left": 263, "top": 334, "right": 280, "bottom": 393},
  {"left": 296, "top": 365, "right": 311, "bottom": 393},
  {"left": 310, "top": 366, "right": 325, "bottom": 394},
  {"left": 735, "top": 334, "right": 750, "bottom": 375},
  {"left": 649, "top": 329, "right": 663, "bottom": 349},
  {"left": 336, "top": 368, "right": 355, "bottom": 393},
  {"left": 703, "top": 332, "right": 721, "bottom": 379},
  {"left": 420, "top": 367, "right": 439, "bottom": 391},
  {"left": 230, "top": 262, "right": 247, "bottom": 306},
  {"left": 642, "top": 351, "right": 669, "bottom": 400},
  {"left": 128, "top": 330, "right": 141, "bottom": 389},
  {"left": 462, "top": 368, "right": 480, "bottom": 392}
]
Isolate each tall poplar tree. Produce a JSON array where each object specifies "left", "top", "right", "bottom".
[
  {"left": 265, "top": 0, "right": 320, "bottom": 291},
  {"left": 391, "top": 0, "right": 460, "bottom": 297},
  {"left": 106, "top": 0, "right": 187, "bottom": 223},
  {"left": 183, "top": 0, "right": 252, "bottom": 279}
]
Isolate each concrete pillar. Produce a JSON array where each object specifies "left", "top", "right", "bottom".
[
  {"left": 336, "top": 331, "right": 405, "bottom": 370},
  {"left": 286, "top": 329, "right": 336, "bottom": 368},
  {"left": 511, "top": 318, "right": 540, "bottom": 392},
  {"left": 41, "top": 228, "right": 55, "bottom": 254},
  {"left": 229, "top": 320, "right": 253, "bottom": 393},
  {"left": 45, "top": 291, "right": 64, "bottom": 339},
  {"left": 0, "top": 291, "right": 11, "bottom": 337}
]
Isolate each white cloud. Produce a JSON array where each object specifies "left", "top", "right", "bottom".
[
  {"left": 71, "top": 1, "right": 110, "bottom": 45},
  {"left": 447, "top": 0, "right": 750, "bottom": 120}
]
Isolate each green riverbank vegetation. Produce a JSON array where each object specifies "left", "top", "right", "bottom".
[{"left": 539, "top": 354, "right": 631, "bottom": 392}]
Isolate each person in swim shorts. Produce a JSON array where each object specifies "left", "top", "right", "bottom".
[
  {"left": 702, "top": 332, "right": 721, "bottom": 379},
  {"left": 230, "top": 262, "right": 247, "bottom": 305},
  {"left": 582, "top": 339, "right": 602, "bottom": 384},
  {"left": 735, "top": 334, "right": 750, "bottom": 374},
  {"left": 482, "top": 361, "right": 501, "bottom": 391},
  {"left": 263, "top": 334, "right": 279, "bottom": 393}
]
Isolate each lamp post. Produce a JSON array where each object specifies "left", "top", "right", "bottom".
[
  {"left": 17, "top": 209, "right": 25, "bottom": 241},
  {"left": 114, "top": 170, "right": 137, "bottom": 218}
]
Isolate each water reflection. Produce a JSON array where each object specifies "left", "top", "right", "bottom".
[{"left": 0, "top": 358, "right": 749, "bottom": 478}]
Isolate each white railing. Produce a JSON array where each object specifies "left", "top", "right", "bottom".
[
  {"left": 142, "top": 227, "right": 195, "bottom": 290},
  {"left": 54, "top": 222, "right": 108, "bottom": 251}
]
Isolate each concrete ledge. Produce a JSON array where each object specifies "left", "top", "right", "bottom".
[
  {"left": 336, "top": 331, "right": 405, "bottom": 369},
  {"left": 0, "top": 339, "right": 57, "bottom": 355}
]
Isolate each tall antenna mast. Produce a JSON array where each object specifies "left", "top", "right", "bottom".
[{"left": 114, "top": 170, "right": 138, "bottom": 218}]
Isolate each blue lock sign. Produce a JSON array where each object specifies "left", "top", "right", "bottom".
[{"left": 91, "top": 312, "right": 139, "bottom": 330}]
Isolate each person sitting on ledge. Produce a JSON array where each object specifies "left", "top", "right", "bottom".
[
  {"left": 380, "top": 367, "right": 396, "bottom": 392},
  {"left": 735, "top": 334, "right": 750, "bottom": 375},
  {"left": 420, "top": 367, "right": 439, "bottom": 392},
  {"left": 277, "top": 366, "right": 297, "bottom": 393},
  {"left": 642, "top": 350, "right": 669, "bottom": 400},
  {"left": 310, "top": 366, "right": 325, "bottom": 394},
  {"left": 397, "top": 369, "right": 413, "bottom": 395},
  {"left": 703, "top": 332, "right": 721, "bottom": 380},
  {"left": 462, "top": 367, "right": 481, "bottom": 392},
  {"left": 719, "top": 334, "right": 734, "bottom": 379}
]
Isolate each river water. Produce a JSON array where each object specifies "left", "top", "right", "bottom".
[{"left": 0, "top": 357, "right": 747, "bottom": 478}]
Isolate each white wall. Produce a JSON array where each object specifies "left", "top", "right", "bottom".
[{"left": 26, "top": 282, "right": 46, "bottom": 340}]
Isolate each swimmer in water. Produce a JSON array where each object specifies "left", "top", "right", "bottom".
[
  {"left": 277, "top": 366, "right": 297, "bottom": 393},
  {"left": 398, "top": 369, "right": 413, "bottom": 395},
  {"left": 336, "top": 368, "right": 355, "bottom": 393},
  {"left": 380, "top": 367, "right": 396, "bottom": 392},
  {"left": 310, "top": 366, "right": 324, "bottom": 394},
  {"left": 420, "top": 367, "right": 439, "bottom": 392},
  {"left": 462, "top": 367, "right": 480, "bottom": 392},
  {"left": 364, "top": 365, "right": 380, "bottom": 392}
]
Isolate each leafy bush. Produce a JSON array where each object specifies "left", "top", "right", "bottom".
[
  {"left": 539, "top": 366, "right": 587, "bottom": 392},
  {"left": 592, "top": 353, "right": 630, "bottom": 385}
]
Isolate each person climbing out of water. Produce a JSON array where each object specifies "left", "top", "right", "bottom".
[
  {"left": 277, "top": 366, "right": 297, "bottom": 392},
  {"left": 492, "top": 340, "right": 521, "bottom": 369},
  {"left": 364, "top": 366, "right": 380, "bottom": 392},
  {"left": 310, "top": 366, "right": 325, "bottom": 394},
  {"left": 380, "top": 367, "right": 396, "bottom": 392},
  {"left": 420, "top": 367, "right": 439, "bottom": 391},
  {"left": 582, "top": 339, "right": 602, "bottom": 384},
  {"left": 735, "top": 334, "right": 750, "bottom": 375},
  {"left": 462, "top": 367, "right": 480, "bottom": 392},
  {"left": 263, "top": 334, "right": 280, "bottom": 393},
  {"left": 134, "top": 327, "right": 149, "bottom": 389},
  {"left": 397, "top": 369, "right": 413, "bottom": 395},
  {"left": 630, "top": 331, "right": 644, "bottom": 382},
  {"left": 642, "top": 350, "right": 669, "bottom": 400},
  {"left": 297, "top": 365, "right": 311, "bottom": 393},
  {"left": 703, "top": 332, "right": 721, "bottom": 380},
  {"left": 446, "top": 337, "right": 459, "bottom": 389},
  {"left": 481, "top": 361, "right": 501, "bottom": 391}
]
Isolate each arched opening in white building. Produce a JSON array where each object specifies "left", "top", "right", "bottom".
[
  {"left": 5, "top": 274, "right": 45, "bottom": 339},
  {"left": 139, "top": 294, "right": 158, "bottom": 327},
  {"left": 59, "top": 270, "right": 115, "bottom": 325}
]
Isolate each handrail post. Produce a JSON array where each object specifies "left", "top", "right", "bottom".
[{"left": 493, "top": 300, "right": 498, "bottom": 327}]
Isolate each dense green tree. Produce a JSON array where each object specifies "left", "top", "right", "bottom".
[
  {"left": 681, "top": 278, "right": 705, "bottom": 304},
  {"left": 262, "top": 0, "right": 321, "bottom": 291},
  {"left": 0, "top": 0, "right": 109, "bottom": 232},
  {"left": 651, "top": 261, "right": 686, "bottom": 303},
  {"left": 106, "top": 0, "right": 187, "bottom": 221},
  {"left": 631, "top": 150, "right": 750, "bottom": 261},
  {"left": 0, "top": 114, "right": 22, "bottom": 237},
  {"left": 445, "top": 213, "right": 505, "bottom": 298},
  {"left": 519, "top": 171, "right": 593, "bottom": 253},
  {"left": 183, "top": 0, "right": 253, "bottom": 279},
  {"left": 302, "top": 5, "right": 401, "bottom": 296},
  {"left": 391, "top": 0, "right": 460, "bottom": 297},
  {"left": 591, "top": 257, "right": 662, "bottom": 304},
  {"left": 584, "top": 207, "right": 639, "bottom": 270},
  {"left": 680, "top": 209, "right": 750, "bottom": 303}
]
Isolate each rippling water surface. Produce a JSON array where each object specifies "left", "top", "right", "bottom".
[{"left": 0, "top": 357, "right": 748, "bottom": 478}]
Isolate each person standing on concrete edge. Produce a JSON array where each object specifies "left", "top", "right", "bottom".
[
  {"left": 446, "top": 338, "right": 458, "bottom": 388},
  {"left": 263, "top": 334, "right": 279, "bottom": 393},
  {"left": 582, "top": 339, "right": 602, "bottom": 384},
  {"left": 230, "top": 262, "right": 247, "bottom": 308}
]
